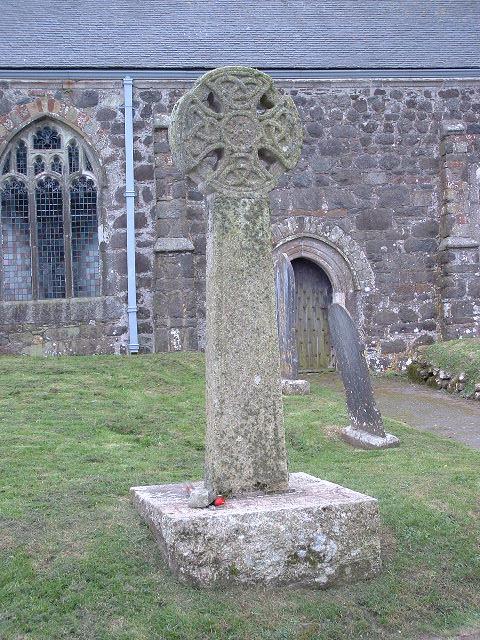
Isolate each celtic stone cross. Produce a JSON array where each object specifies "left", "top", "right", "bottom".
[{"left": 169, "top": 67, "right": 302, "bottom": 496}]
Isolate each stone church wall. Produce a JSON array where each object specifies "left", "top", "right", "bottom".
[
  {"left": 152, "top": 78, "right": 480, "bottom": 369},
  {"left": 0, "top": 77, "right": 479, "bottom": 367}
]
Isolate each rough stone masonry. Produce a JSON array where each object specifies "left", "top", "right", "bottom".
[
  {"left": 131, "top": 67, "right": 382, "bottom": 588},
  {"left": 1, "top": 79, "right": 480, "bottom": 362}
]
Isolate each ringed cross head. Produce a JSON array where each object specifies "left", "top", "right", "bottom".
[{"left": 168, "top": 66, "right": 303, "bottom": 198}]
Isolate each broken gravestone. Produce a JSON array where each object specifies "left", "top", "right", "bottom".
[
  {"left": 328, "top": 303, "right": 399, "bottom": 449},
  {"left": 275, "top": 252, "right": 310, "bottom": 395},
  {"left": 131, "top": 67, "right": 382, "bottom": 588}
]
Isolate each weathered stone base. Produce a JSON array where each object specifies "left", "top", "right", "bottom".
[
  {"left": 281, "top": 378, "right": 311, "bottom": 395},
  {"left": 341, "top": 426, "right": 400, "bottom": 449},
  {"left": 130, "top": 472, "right": 381, "bottom": 588}
]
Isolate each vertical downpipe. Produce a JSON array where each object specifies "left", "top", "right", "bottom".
[{"left": 124, "top": 76, "right": 139, "bottom": 353}]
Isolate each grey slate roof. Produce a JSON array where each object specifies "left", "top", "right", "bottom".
[{"left": 1, "top": 0, "right": 479, "bottom": 71}]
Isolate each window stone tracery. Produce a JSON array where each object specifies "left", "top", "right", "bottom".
[{"left": 0, "top": 120, "right": 101, "bottom": 301}]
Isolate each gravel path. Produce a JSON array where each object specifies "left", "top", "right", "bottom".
[{"left": 316, "top": 372, "right": 480, "bottom": 449}]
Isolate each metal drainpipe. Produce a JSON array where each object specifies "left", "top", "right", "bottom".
[{"left": 123, "top": 76, "right": 139, "bottom": 354}]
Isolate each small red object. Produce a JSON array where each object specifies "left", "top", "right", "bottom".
[{"left": 213, "top": 496, "right": 225, "bottom": 507}]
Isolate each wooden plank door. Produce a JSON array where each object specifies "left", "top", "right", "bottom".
[{"left": 292, "top": 258, "right": 332, "bottom": 372}]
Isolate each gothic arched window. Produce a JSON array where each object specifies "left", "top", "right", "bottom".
[{"left": 0, "top": 121, "right": 101, "bottom": 301}]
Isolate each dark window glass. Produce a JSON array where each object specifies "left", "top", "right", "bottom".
[
  {"left": 51, "top": 155, "right": 62, "bottom": 173},
  {"left": 68, "top": 141, "right": 79, "bottom": 173},
  {"left": 33, "top": 155, "right": 45, "bottom": 175},
  {"left": 35, "top": 177, "right": 66, "bottom": 299},
  {"left": 33, "top": 125, "right": 61, "bottom": 150},
  {"left": 16, "top": 141, "right": 27, "bottom": 174},
  {"left": 70, "top": 177, "right": 100, "bottom": 297},
  {"left": 0, "top": 178, "right": 32, "bottom": 300}
]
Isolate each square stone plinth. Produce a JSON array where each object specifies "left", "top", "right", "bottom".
[{"left": 130, "top": 472, "right": 381, "bottom": 588}]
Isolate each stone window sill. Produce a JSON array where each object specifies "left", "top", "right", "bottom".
[{"left": 0, "top": 295, "right": 123, "bottom": 325}]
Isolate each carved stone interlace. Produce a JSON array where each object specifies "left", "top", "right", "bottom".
[{"left": 169, "top": 67, "right": 302, "bottom": 198}]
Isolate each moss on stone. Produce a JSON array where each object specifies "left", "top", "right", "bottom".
[
  {"left": 424, "top": 338, "right": 480, "bottom": 396},
  {"left": 406, "top": 363, "right": 424, "bottom": 384}
]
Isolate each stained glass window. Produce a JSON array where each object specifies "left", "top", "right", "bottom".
[
  {"left": 51, "top": 156, "right": 62, "bottom": 173},
  {"left": 36, "top": 178, "right": 65, "bottom": 299},
  {"left": 16, "top": 141, "right": 27, "bottom": 174},
  {"left": 71, "top": 177, "right": 100, "bottom": 297},
  {"left": 0, "top": 120, "right": 101, "bottom": 301},
  {"left": 33, "top": 155, "right": 45, "bottom": 175},
  {"left": 0, "top": 178, "right": 32, "bottom": 300},
  {"left": 68, "top": 140, "right": 79, "bottom": 173},
  {"left": 33, "top": 125, "right": 61, "bottom": 150}
]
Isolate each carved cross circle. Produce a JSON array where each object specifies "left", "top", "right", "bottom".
[{"left": 168, "top": 67, "right": 303, "bottom": 198}]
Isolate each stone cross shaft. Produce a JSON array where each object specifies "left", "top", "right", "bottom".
[{"left": 169, "top": 67, "right": 302, "bottom": 495}]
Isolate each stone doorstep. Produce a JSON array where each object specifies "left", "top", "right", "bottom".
[
  {"left": 341, "top": 426, "right": 400, "bottom": 450},
  {"left": 130, "top": 472, "right": 382, "bottom": 588},
  {"left": 281, "top": 378, "right": 311, "bottom": 395}
]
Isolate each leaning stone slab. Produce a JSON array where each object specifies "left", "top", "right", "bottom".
[
  {"left": 275, "top": 252, "right": 298, "bottom": 380},
  {"left": 282, "top": 378, "right": 311, "bottom": 395},
  {"left": 131, "top": 472, "right": 381, "bottom": 588},
  {"left": 276, "top": 253, "right": 311, "bottom": 396},
  {"left": 328, "top": 303, "right": 399, "bottom": 450}
]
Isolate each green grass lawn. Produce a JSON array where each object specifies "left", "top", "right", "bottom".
[{"left": 1, "top": 354, "right": 479, "bottom": 640}]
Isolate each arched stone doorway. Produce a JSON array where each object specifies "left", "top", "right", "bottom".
[
  {"left": 292, "top": 257, "right": 333, "bottom": 372},
  {"left": 274, "top": 235, "right": 360, "bottom": 374},
  {"left": 272, "top": 221, "right": 375, "bottom": 374}
]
